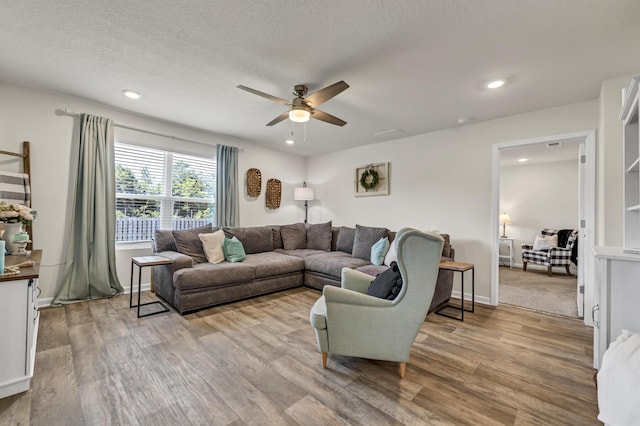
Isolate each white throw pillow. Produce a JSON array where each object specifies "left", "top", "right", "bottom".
[
  {"left": 199, "top": 229, "right": 226, "bottom": 264},
  {"left": 384, "top": 240, "right": 397, "bottom": 266},
  {"left": 532, "top": 234, "right": 558, "bottom": 251}
]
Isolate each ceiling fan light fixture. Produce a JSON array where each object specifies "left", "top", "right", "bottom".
[{"left": 289, "top": 107, "right": 310, "bottom": 123}]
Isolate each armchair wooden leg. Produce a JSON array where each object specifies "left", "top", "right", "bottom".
[
  {"left": 565, "top": 265, "right": 571, "bottom": 276},
  {"left": 321, "top": 352, "right": 327, "bottom": 369},
  {"left": 523, "top": 261, "right": 527, "bottom": 272},
  {"left": 547, "top": 266, "right": 552, "bottom": 277},
  {"left": 399, "top": 362, "right": 406, "bottom": 378}
]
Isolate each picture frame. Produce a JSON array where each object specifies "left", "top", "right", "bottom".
[{"left": 354, "top": 162, "right": 389, "bottom": 197}]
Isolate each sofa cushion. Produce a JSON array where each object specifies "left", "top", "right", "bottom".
[
  {"left": 223, "top": 237, "right": 247, "bottom": 262},
  {"left": 173, "top": 224, "right": 214, "bottom": 263},
  {"left": 352, "top": 225, "right": 388, "bottom": 260},
  {"left": 271, "top": 226, "right": 284, "bottom": 249},
  {"left": 153, "top": 229, "right": 177, "bottom": 253},
  {"left": 335, "top": 226, "right": 355, "bottom": 253},
  {"left": 280, "top": 223, "right": 307, "bottom": 250},
  {"left": 275, "top": 248, "right": 328, "bottom": 258},
  {"left": 223, "top": 226, "right": 273, "bottom": 254},
  {"left": 306, "top": 221, "right": 332, "bottom": 251},
  {"left": 173, "top": 262, "right": 255, "bottom": 290},
  {"left": 330, "top": 227, "right": 340, "bottom": 251},
  {"left": 199, "top": 229, "right": 226, "bottom": 264},
  {"left": 356, "top": 264, "right": 388, "bottom": 276},
  {"left": 304, "top": 251, "right": 371, "bottom": 278},
  {"left": 440, "top": 233, "right": 451, "bottom": 258},
  {"left": 243, "top": 252, "right": 305, "bottom": 279}
]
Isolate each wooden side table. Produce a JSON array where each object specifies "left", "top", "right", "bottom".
[
  {"left": 436, "top": 260, "right": 474, "bottom": 321},
  {"left": 129, "top": 256, "right": 171, "bottom": 318}
]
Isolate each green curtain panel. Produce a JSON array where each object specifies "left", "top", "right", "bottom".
[
  {"left": 216, "top": 144, "right": 239, "bottom": 227},
  {"left": 53, "top": 113, "right": 123, "bottom": 305}
]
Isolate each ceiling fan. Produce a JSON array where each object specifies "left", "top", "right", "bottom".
[{"left": 236, "top": 81, "right": 349, "bottom": 126}]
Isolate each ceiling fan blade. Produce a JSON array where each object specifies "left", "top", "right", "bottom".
[
  {"left": 237, "top": 85, "right": 290, "bottom": 106},
  {"left": 266, "top": 111, "right": 290, "bottom": 126},
  {"left": 305, "top": 81, "right": 349, "bottom": 107},
  {"left": 311, "top": 109, "right": 347, "bottom": 126}
]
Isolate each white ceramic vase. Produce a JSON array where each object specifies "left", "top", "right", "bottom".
[{"left": 2, "top": 222, "right": 24, "bottom": 255}]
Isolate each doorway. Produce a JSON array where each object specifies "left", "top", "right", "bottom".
[{"left": 490, "top": 130, "right": 596, "bottom": 326}]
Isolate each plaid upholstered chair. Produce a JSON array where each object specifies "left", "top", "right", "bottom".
[{"left": 521, "top": 229, "right": 578, "bottom": 277}]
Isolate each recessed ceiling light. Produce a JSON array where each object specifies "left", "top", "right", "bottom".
[
  {"left": 518, "top": 158, "right": 528, "bottom": 163},
  {"left": 487, "top": 80, "right": 505, "bottom": 89},
  {"left": 285, "top": 139, "right": 295, "bottom": 145},
  {"left": 122, "top": 89, "right": 141, "bottom": 99}
]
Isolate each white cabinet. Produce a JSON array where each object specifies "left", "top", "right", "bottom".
[
  {"left": 498, "top": 237, "right": 514, "bottom": 268},
  {"left": 593, "top": 247, "right": 640, "bottom": 369},
  {"left": 0, "top": 251, "right": 41, "bottom": 399},
  {"left": 621, "top": 76, "right": 640, "bottom": 253}
]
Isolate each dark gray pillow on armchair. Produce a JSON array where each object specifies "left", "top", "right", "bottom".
[{"left": 352, "top": 224, "right": 388, "bottom": 260}]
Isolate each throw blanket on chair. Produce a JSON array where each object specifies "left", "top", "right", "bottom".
[
  {"left": 557, "top": 229, "right": 573, "bottom": 248},
  {"left": 0, "top": 171, "right": 30, "bottom": 205}
]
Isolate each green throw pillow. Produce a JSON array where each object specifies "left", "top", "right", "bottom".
[
  {"left": 223, "top": 236, "right": 246, "bottom": 262},
  {"left": 370, "top": 236, "right": 390, "bottom": 266}
]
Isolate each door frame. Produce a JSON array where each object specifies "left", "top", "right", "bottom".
[{"left": 490, "top": 130, "right": 596, "bottom": 325}]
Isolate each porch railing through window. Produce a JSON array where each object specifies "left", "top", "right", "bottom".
[{"left": 115, "top": 217, "right": 213, "bottom": 242}]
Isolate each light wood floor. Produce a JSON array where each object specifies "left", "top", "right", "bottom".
[{"left": 0, "top": 288, "right": 600, "bottom": 425}]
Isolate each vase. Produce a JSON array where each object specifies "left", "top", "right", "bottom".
[{"left": 1, "top": 222, "right": 25, "bottom": 255}]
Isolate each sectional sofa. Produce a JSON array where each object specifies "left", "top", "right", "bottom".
[{"left": 151, "top": 222, "right": 455, "bottom": 314}]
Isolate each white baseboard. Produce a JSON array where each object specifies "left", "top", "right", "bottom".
[
  {"left": 37, "top": 283, "right": 151, "bottom": 309},
  {"left": 450, "top": 290, "right": 492, "bottom": 306}
]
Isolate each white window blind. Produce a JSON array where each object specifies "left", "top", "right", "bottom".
[{"left": 114, "top": 142, "right": 216, "bottom": 242}]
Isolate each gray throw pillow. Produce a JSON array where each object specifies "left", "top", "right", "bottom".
[
  {"left": 335, "top": 226, "right": 356, "bottom": 253},
  {"left": 306, "top": 221, "right": 332, "bottom": 251},
  {"left": 173, "top": 224, "right": 214, "bottom": 263},
  {"left": 153, "top": 229, "right": 177, "bottom": 252},
  {"left": 352, "top": 224, "right": 388, "bottom": 260},
  {"left": 280, "top": 223, "right": 306, "bottom": 250},
  {"left": 224, "top": 226, "right": 273, "bottom": 254}
]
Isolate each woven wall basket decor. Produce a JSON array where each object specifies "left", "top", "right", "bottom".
[
  {"left": 265, "top": 178, "right": 282, "bottom": 209},
  {"left": 246, "top": 168, "right": 262, "bottom": 197}
]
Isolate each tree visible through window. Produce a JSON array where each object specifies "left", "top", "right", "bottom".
[{"left": 114, "top": 142, "right": 216, "bottom": 242}]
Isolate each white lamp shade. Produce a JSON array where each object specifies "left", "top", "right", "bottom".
[
  {"left": 294, "top": 186, "right": 314, "bottom": 201},
  {"left": 499, "top": 213, "right": 511, "bottom": 224}
]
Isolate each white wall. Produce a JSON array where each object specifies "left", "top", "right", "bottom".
[
  {"left": 307, "top": 100, "right": 598, "bottom": 302},
  {"left": 0, "top": 82, "right": 306, "bottom": 302},
  {"left": 500, "top": 160, "right": 579, "bottom": 265},
  {"left": 598, "top": 73, "right": 637, "bottom": 246}
]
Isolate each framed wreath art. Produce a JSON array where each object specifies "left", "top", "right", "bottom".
[{"left": 354, "top": 162, "right": 389, "bottom": 196}]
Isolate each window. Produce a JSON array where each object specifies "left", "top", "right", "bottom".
[{"left": 114, "top": 142, "right": 216, "bottom": 242}]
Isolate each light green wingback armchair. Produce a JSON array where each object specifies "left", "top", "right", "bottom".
[{"left": 309, "top": 228, "right": 444, "bottom": 378}]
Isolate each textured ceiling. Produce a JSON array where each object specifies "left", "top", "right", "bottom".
[{"left": 1, "top": 1, "right": 640, "bottom": 156}]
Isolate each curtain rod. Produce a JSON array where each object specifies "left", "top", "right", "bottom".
[{"left": 59, "top": 108, "right": 242, "bottom": 152}]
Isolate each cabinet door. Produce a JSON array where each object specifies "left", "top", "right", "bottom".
[{"left": 0, "top": 280, "right": 29, "bottom": 383}]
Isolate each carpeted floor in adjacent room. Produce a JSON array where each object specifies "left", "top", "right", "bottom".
[{"left": 499, "top": 266, "right": 579, "bottom": 318}]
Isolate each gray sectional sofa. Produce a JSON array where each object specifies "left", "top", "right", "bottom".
[{"left": 151, "top": 222, "right": 455, "bottom": 314}]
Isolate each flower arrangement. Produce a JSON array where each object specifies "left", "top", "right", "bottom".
[{"left": 0, "top": 202, "right": 35, "bottom": 224}]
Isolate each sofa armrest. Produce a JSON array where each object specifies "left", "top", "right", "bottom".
[
  {"left": 521, "top": 243, "right": 533, "bottom": 250},
  {"left": 156, "top": 250, "right": 194, "bottom": 271},
  {"left": 341, "top": 267, "right": 374, "bottom": 294}
]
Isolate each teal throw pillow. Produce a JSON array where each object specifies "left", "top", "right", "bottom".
[
  {"left": 223, "top": 236, "right": 246, "bottom": 262},
  {"left": 370, "top": 237, "right": 390, "bottom": 266}
]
